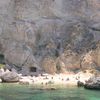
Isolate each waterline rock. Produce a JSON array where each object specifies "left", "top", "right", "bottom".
[
  {"left": 1, "top": 72, "right": 19, "bottom": 82},
  {"left": 84, "top": 76, "right": 100, "bottom": 90}
]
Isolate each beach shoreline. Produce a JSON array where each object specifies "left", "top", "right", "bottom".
[
  {"left": 0, "top": 67, "right": 96, "bottom": 89},
  {"left": 18, "top": 71, "right": 94, "bottom": 87}
]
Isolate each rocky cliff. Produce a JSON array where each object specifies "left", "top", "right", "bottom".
[{"left": 0, "top": 0, "right": 100, "bottom": 75}]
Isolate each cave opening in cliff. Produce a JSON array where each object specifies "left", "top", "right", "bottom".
[
  {"left": 0, "top": 54, "right": 5, "bottom": 64},
  {"left": 30, "top": 67, "right": 37, "bottom": 72}
]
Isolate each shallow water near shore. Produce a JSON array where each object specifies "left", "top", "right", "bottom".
[{"left": 0, "top": 83, "right": 100, "bottom": 100}]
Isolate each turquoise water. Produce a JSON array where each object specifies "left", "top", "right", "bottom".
[{"left": 0, "top": 84, "right": 100, "bottom": 100}]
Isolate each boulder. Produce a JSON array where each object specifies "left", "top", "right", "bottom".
[
  {"left": 0, "top": 78, "right": 2, "bottom": 83},
  {"left": 1, "top": 72, "right": 19, "bottom": 82},
  {"left": 84, "top": 83, "right": 100, "bottom": 90},
  {"left": 0, "top": 68, "right": 5, "bottom": 77},
  {"left": 84, "top": 76, "right": 100, "bottom": 90}
]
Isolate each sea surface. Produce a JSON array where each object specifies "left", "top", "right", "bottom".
[{"left": 0, "top": 83, "right": 100, "bottom": 100}]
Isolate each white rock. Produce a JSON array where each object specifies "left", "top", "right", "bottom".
[
  {"left": 0, "top": 68, "right": 4, "bottom": 73},
  {"left": 0, "top": 79, "right": 2, "bottom": 83},
  {"left": 19, "top": 78, "right": 33, "bottom": 85}
]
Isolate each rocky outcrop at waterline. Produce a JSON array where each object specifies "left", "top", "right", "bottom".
[
  {"left": 0, "top": 0, "right": 100, "bottom": 75},
  {"left": 0, "top": 68, "right": 19, "bottom": 82},
  {"left": 84, "top": 76, "right": 100, "bottom": 90},
  {"left": 1, "top": 72, "right": 19, "bottom": 82}
]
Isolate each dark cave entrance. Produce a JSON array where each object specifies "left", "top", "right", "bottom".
[
  {"left": 30, "top": 67, "right": 37, "bottom": 72},
  {"left": 0, "top": 54, "right": 5, "bottom": 64}
]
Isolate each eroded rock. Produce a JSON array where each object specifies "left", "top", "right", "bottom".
[{"left": 42, "top": 56, "right": 57, "bottom": 74}]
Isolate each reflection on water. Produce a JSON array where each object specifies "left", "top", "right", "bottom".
[{"left": 0, "top": 83, "right": 100, "bottom": 100}]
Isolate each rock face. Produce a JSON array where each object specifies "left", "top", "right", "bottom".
[
  {"left": 42, "top": 56, "right": 56, "bottom": 74},
  {"left": 0, "top": 0, "right": 100, "bottom": 74}
]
